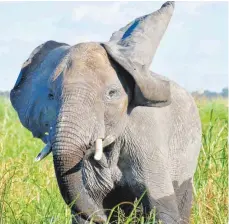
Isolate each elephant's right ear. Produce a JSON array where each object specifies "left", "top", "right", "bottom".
[
  {"left": 12, "top": 41, "right": 67, "bottom": 90},
  {"left": 10, "top": 40, "right": 69, "bottom": 143},
  {"left": 103, "top": 1, "right": 174, "bottom": 107}
]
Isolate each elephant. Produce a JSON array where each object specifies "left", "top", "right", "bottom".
[{"left": 10, "top": 1, "right": 201, "bottom": 224}]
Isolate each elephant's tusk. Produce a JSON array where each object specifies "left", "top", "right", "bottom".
[
  {"left": 94, "top": 139, "right": 103, "bottom": 161},
  {"left": 35, "top": 142, "right": 52, "bottom": 162},
  {"left": 92, "top": 135, "right": 116, "bottom": 161}
]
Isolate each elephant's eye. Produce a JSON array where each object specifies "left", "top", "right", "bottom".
[
  {"left": 109, "top": 90, "right": 117, "bottom": 97},
  {"left": 105, "top": 86, "right": 121, "bottom": 100},
  {"left": 48, "top": 93, "right": 54, "bottom": 100}
]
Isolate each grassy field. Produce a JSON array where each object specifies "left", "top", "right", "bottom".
[{"left": 0, "top": 97, "right": 228, "bottom": 224}]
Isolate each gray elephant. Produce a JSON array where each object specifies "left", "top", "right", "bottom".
[{"left": 10, "top": 2, "right": 201, "bottom": 224}]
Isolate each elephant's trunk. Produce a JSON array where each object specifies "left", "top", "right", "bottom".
[{"left": 51, "top": 92, "right": 106, "bottom": 222}]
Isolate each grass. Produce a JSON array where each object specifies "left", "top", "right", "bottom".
[
  {"left": 191, "top": 98, "right": 228, "bottom": 224},
  {"left": 0, "top": 97, "right": 228, "bottom": 224}
]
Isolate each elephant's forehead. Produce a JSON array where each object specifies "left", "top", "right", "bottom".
[{"left": 65, "top": 43, "right": 117, "bottom": 82}]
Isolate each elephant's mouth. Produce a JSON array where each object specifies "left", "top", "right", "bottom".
[{"left": 35, "top": 134, "right": 116, "bottom": 162}]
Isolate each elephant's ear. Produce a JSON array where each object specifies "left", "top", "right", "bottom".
[
  {"left": 10, "top": 40, "right": 69, "bottom": 143},
  {"left": 103, "top": 1, "right": 174, "bottom": 107}
]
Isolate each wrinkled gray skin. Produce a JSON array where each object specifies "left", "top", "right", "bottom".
[{"left": 10, "top": 2, "right": 201, "bottom": 224}]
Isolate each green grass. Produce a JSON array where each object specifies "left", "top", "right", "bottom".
[
  {"left": 0, "top": 97, "right": 228, "bottom": 224},
  {"left": 191, "top": 99, "right": 228, "bottom": 224}
]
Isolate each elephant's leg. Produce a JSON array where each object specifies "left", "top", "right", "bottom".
[
  {"left": 173, "top": 178, "right": 193, "bottom": 224},
  {"left": 127, "top": 163, "right": 181, "bottom": 223},
  {"left": 144, "top": 190, "right": 180, "bottom": 223},
  {"left": 130, "top": 183, "right": 180, "bottom": 223}
]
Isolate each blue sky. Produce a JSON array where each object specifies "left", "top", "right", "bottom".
[{"left": 0, "top": 1, "right": 228, "bottom": 92}]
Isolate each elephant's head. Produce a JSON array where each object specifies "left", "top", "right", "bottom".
[{"left": 10, "top": 1, "right": 174, "bottom": 221}]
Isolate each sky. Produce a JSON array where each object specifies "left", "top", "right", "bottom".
[{"left": 0, "top": 1, "right": 228, "bottom": 92}]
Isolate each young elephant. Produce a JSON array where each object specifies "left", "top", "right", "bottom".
[{"left": 10, "top": 2, "right": 201, "bottom": 224}]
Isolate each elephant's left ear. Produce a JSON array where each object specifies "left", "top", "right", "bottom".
[{"left": 103, "top": 1, "right": 174, "bottom": 107}]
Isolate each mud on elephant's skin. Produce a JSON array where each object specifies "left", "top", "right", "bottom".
[{"left": 10, "top": 1, "right": 201, "bottom": 224}]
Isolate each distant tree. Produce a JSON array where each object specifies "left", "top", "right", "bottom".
[
  {"left": 221, "top": 87, "right": 228, "bottom": 98},
  {"left": 192, "top": 87, "right": 228, "bottom": 99},
  {"left": 203, "top": 90, "right": 218, "bottom": 99},
  {"left": 0, "top": 91, "right": 10, "bottom": 98}
]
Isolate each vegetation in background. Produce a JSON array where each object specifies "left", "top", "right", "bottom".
[
  {"left": 1, "top": 87, "right": 228, "bottom": 100},
  {"left": 0, "top": 97, "right": 228, "bottom": 224},
  {"left": 192, "top": 87, "right": 228, "bottom": 99}
]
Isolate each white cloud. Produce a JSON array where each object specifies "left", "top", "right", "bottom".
[
  {"left": 1, "top": 21, "right": 55, "bottom": 43},
  {"left": 72, "top": 2, "right": 143, "bottom": 26},
  {"left": 0, "top": 46, "right": 10, "bottom": 56},
  {"left": 73, "top": 34, "right": 104, "bottom": 44},
  {"left": 169, "top": 21, "right": 185, "bottom": 32},
  {"left": 177, "top": 2, "right": 208, "bottom": 16},
  {"left": 197, "top": 39, "right": 222, "bottom": 56}
]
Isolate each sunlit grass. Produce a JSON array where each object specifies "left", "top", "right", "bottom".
[
  {"left": 0, "top": 97, "right": 227, "bottom": 223},
  {"left": 191, "top": 99, "right": 228, "bottom": 224}
]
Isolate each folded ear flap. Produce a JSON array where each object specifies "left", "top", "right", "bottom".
[
  {"left": 10, "top": 40, "right": 69, "bottom": 143},
  {"left": 103, "top": 1, "right": 174, "bottom": 107}
]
